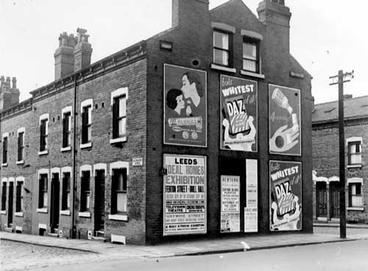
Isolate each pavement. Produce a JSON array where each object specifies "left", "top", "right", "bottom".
[{"left": 1, "top": 223, "right": 368, "bottom": 259}]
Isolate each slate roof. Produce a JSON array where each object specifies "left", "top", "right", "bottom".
[{"left": 312, "top": 95, "right": 368, "bottom": 123}]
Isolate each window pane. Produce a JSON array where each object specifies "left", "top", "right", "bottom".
[
  {"left": 119, "top": 118, "right": 126, "bottom": 137},
  {"left": 351, "top": 184, "right": 356, "bottom": 195},
  {"left": 86, "top": 193, "right": 90, "bottom": 209},
  {"left": 213, "top": 49, "right": 229, "bottom": 66},
  {"left": 350, "top": 154, "right": 362, "bottom": 164},
  {"left": 213, "top": 31, "right": 229, "bottom": 50},
  {"left": 117, "top": 192, "right": 127, "bottom": 212},
  {"left": 349, "top": 144, "right": 356, "bottom": 154},
  {"left": 119, "top": 97, "right": 126, "bottom": 118},
  {"left": 44, "top": 193, "right": 48, "bottom": 207},
  {"left": 243, "top": 43, "right": 257, "bottom": 59},
  {"left": 243, "top": 59, "right": 257, "bottom": 72},
  {"left": 352, "top": 195, "right": 363, "bottom": 207},
  {"left": 67, "top": 193, "right": 70, "bottom": 209}
]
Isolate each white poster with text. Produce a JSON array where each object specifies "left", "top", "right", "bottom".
[
  {"left": 221, "top": 175, "right": 240, "bottom": 233},
  {"left": 163, "top": 154, "right": 207, "bottom": 236},
  {"left": 244, "top": 159, "right": 258, "bottom": 232}
]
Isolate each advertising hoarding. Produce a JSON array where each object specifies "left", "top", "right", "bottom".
[
  {"left": 163, "top": 154, "right": 207, "bottom": 236},
  {"left": 164, "top": 64, "right": 207, "bottom": 147},
  {"left": 269, "top": 160, "right": 302, "bottom": 231},
  {"left": 269, "top": 84, "right": 301, "bottom": 156},
  {"left": 220, "top": 75, "right": 257, "bottom": 152}
]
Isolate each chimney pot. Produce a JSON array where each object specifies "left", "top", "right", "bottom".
[
  {"left": 12, "top": 77, "right": 17, "bottom": 89},
  {"left": 55, "top": 31, "right": 76, "bottom": 80},
  {"left": 74, "top": 28, "right": 92, "bottom": 72}
]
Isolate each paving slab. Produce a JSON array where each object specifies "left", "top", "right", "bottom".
[{"left": 2, "top": 230, "right": 367, "bottom": 259}]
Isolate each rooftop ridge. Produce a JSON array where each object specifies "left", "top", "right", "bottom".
[{"left": 315, "top": 94, "right": 368, "bottom": 107}]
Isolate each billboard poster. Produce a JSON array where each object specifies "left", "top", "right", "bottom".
[
  {"left": 269, "top": 160, "right": 302, "bottom": 231},
  {"left": 220, "top": 75, "right": 257, "bottom": 152},
  {"left": 163, "top": 154, "right": 207, "bottom": 236},
  {"left": 164, "top": 64, "right": 207, "bottom": 147},
  {"left": 269, "top": 84, "right": 301, "bottom": 156},
  {"left": 220, "top": 175, "right": 240, "bottom": 233},
  {"left": 244, "top": 159, "right": 258, "bottom": 232}
]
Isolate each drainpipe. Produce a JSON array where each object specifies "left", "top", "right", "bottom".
[{"left": 71, "top": 75, "right": 78, "bottom": 238}]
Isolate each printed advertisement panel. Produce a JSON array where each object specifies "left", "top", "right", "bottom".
[
  {"left": 220, "top": 75, "right": 257, "bottom": 152},
  {"left": 269, "top": 160, "right": 302, "bottom": 231},
  {"left": 269, "top": 84, "right": 301, "bottom": 156},
  {"left": 245, "top": 159, "right": 258, "bottom": 232},
  {"left": 163, "top": 154, "right": 207, "bottom": 236},
  {"left": 164, "top": 64, "right": 207, "bottom": 147},
  {"left": 220, "top": 175, "right": 240, "bottom": 233}
]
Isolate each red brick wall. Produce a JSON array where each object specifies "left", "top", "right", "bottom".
[
  {"left": 0, "top": 59, "right": 147, "bottom": 244},
  {"left": 145, "top": 1, "right": 313, "bottom": 244},
  {"left": 0, "top": 108, "right": 34, "bottom": 233}
]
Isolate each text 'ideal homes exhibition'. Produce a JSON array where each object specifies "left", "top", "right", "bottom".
[{"left": 0, "top": 0, "right": 313, "bottom": 244}]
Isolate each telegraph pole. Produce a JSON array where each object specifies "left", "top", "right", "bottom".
[{"left": 329, "top": 70, "right": 354, "bottom": 239}]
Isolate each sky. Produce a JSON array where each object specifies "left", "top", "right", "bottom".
[{"left": 0, "top": 0, "right": 366, "bottom": 104}]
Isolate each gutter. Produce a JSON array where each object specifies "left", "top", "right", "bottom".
[{"left": 71, "top": 75, "right": 78, "bottom": 238}]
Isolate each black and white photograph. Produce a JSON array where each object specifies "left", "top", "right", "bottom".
[{"left": 0, "top": 0, "right": 367, "bottom": 270}]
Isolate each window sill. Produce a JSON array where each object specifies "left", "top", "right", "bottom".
[
  {"left": 347, "top": 207, "right": 364, "bottom": 211},
  {"left": 108, "top": 214, "right": 128, "bottom": 221},
  {"left": 15, "top": 212, "right": 23, "bottom": 217},
  {"left": 80, "top": 142, "right": 92, "bottom": 149},
  {"left": 60, "top": 210, "right": 71, "bottom": 216},
  {"left": 16, "top": 160, "right": 25, "bottom": 165},
  {"left": 240, "top": 70, "right": 265, "bottom": 79},
  {"left": 1, "top": 163, "right": 8, "bottom": 167},
  {"left": 210, "top": 63, "right": 236, "bottom": 73},
  {"left": 61, "top": 146, "right": 72, "bottom": 152},
  {"left": 110, "top": 137, "right": 127, "bottom": 145},
  {"left": 0, "top": 210, "right": 6, "bottom": 215},
  {"left": 38, "top": 150, "right": 49, "bottom": 156},
  {"left": 347, "top": 164, "right": 362, "bottom": 169},
  {"left": 78, "top": 211, "right": 91, "bottom": 218},
  {"left": 37, "top": 208, "right": 48, "bottom": 213}
]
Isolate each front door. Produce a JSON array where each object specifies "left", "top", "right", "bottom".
[
  {"left": 330, "top": 182, "right": 340, "bottom": 219},
  {"left": 50, "top": 173, "right": 60, "bottom": 233},
  {"left": 316, "top": 182, "right": 327, "bottom": 217},
  {"left": 8, "top": 182, "right": 13, "bottom": 227},
  {"left": 94, "top": 170, "right": 105, "bottom": 233}
]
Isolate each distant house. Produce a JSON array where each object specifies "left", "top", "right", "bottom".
[{"left": 312, "top": 95, "right": 368, "bottom": 223}]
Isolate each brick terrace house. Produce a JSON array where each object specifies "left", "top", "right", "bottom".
[
  {"left": 0, "top": 0, "right": 313, "bottom": 244},
  {"left": 312, "top": 95, "right": 368, "bottom": 223}
]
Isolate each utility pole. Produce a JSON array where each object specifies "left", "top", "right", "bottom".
[{"left": 329, "top": 70, "right": 354, "bottom": 239}]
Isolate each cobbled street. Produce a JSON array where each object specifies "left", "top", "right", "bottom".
[{"left": 0, "top": 240, "right": 103, "bottom": 271}]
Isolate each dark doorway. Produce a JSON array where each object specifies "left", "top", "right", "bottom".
[
  {"left": 94, "top": 170, "right": 105, "bottom": 235},
  {"left": 330, "top": 182, "right": 340, "bottom": 218},
  {"left": 316, "top": 182, "right": 327, "bottom": 217},
  {"left": 8, "top": 182, "right": 14, "bottom": 227},
  {"left": 219, "top": 157, "right": 245, "bottom": 232},
  {"left": 50, "top": 173, "right": 60, "bottom": 233}
]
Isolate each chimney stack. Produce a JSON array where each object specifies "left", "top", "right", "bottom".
[
  {"left": 257, "top": 0, "right": 291, "bottom": 81},
  {"left": 54, "top": 32, "right": 77, "bottom": 80},
  {"left": 172, "top": 0, "right": 209, "bottom": 29},
  {"left": 0, "top": 75, "right": 20, "bottom": 111},
  {"left": 74, "top": 28, "right": 92, "bottom": 72}
]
